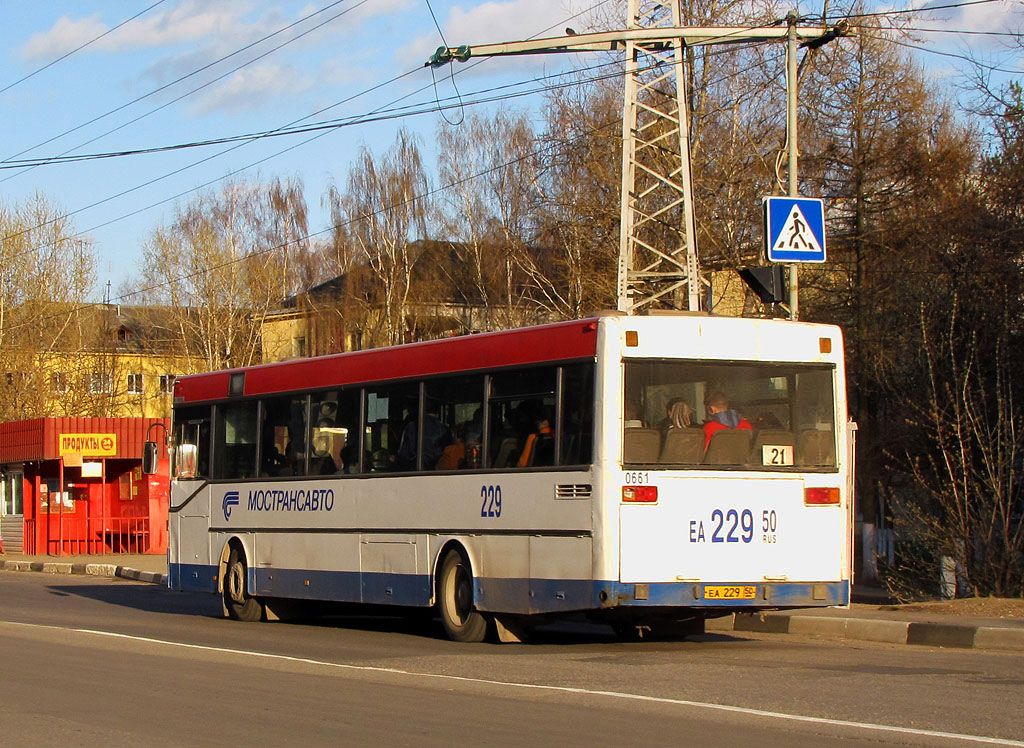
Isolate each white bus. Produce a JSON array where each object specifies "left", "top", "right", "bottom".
[{"left": 152, "top": 312, "right": 853, "bottom": 642}]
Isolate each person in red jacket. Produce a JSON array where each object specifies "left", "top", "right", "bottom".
[{"left": 702, "top": 390, "right": 752, "bottom": 451}]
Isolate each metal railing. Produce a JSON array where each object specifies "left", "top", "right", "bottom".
[{"left": 28, "top": 516, "right": 151, "bottom": 556}]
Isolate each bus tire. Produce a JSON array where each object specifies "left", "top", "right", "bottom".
[
  {"left": 224, "top": 547, "right": 263, "bottom": 622},
  {"left": 438, "top": 550, "right": 488, "bottom": 642}
]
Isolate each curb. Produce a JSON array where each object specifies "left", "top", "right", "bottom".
[
  {"left": 718, "top": 611, "right": 1024, "bottom": 652},
  {"left": 0, "top": 559, "right": 167, "bottom": 586}
]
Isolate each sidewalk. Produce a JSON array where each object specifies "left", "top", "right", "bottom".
[
  {"left": 2, "top": 555, "right": 1022, "bottom": 651},
  {"left": 0, "top": 552, "right": 167, "bottom": 585}
]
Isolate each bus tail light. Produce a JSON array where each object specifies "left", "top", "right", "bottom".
[
  {"left": 622, "top": 486, "right": 658, "bottom": 503},
  {"left": 805, "top": 487, "right": 840, "bottom": 505}
]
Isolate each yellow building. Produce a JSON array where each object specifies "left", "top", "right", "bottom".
[{"left": 1, "top": 304, "right": 202, "bottom": 421}]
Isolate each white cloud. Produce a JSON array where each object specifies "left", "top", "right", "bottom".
[
  {"left": 22, "top": 15, "right": 109, "bottom": 59},
  {"left": 193, "top": 62, "right": 311, "bottom": 114}
]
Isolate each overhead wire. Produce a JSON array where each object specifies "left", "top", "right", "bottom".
[
  {"left": 424, "top": 0, "right": 466, "bottom": 126},
  {"left": 9, "top": 3, "right": 787, "bottom": 330},
  {"left": 857, "top": 29, "right": 1024, "bottom": 75},
  {"left": 0, "top": 0, "right": 371, "bottom": 186},
  {"left": 1, "top": 0, "right": 356, "bottom": 165},
  {"left": 0, "top": 0, "right": 621, "bottom": 254},
  {"left": 0, "top": 0, "right": 168, "bottom": 97},
  {"left": 833, "top": 0, "right": 1007, "bottom": 21}
]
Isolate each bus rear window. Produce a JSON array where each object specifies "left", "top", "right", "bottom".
[{"left": 623, "top": 360, "right": 837, "bottom": 470}]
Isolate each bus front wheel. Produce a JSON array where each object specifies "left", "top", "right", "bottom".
[
  {"left": 224, "top": 547, "right": 263, "bottom": 622},
  {"left": 438, "top": 550, "right": 488, "bottom": 642}
]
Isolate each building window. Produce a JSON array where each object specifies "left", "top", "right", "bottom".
[
  {"left": 293, "top": 336, "right": 307, "bottom": 358},
  {"left": 127, "top": 373, "right": 144, "bottom": 394},
  {"left": 53, "top": 372, "right": 68, "bottom": 393},
  {"left": 160, "top": 374, "right": 176, "bottom": 394},
  {"left": 90, "top": 372, "right": 112, "bottom": 394}
]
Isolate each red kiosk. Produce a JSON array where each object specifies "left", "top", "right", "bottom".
[{"left": 0, "top": 417, "right": 169, "bottom": 555}]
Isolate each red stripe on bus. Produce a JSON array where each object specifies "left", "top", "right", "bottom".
[{"left": 174, "top": 318, "right": 600, "bottom": 403}]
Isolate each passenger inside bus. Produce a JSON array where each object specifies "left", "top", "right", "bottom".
[
  {"left": 702, "top": 390, "right": 753, "bottom": 451},
  {"left": 518, "top": 407, "right": 555, "bottom": 467},
  {"left": 396, "top": 405, "right": 453, "bottom": 471}
]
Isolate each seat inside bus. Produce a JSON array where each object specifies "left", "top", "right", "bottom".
[
  {"left": 797, "top": 429, "right": 836, "bottom": 466},
  {"left": 703, "top": 429, "right": 752, "bottom": 465},
  {"left": 624, "top": 428, "right": 661, "bottom": 463},
  {"left": 658, "top": 428, "right": 704, "bottom": 464}
]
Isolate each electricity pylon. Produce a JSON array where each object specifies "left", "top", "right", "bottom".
[{"left": 428, "top": 3, "right": 842, "bottom": 314}]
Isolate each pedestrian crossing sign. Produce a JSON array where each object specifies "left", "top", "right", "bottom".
[{"left": 764, "top": 196, "right": 826, "bottom": 263}]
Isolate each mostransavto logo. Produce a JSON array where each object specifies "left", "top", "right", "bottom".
[{"left": 222, "top": 491, "right": 240, "bottom": 521}]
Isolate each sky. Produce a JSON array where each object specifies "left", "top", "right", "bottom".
[{"left": 0, "top": 0, "right": 1020, "bottom": 301}]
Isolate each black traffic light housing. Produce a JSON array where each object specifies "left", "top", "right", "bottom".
[{"left": 739, "top": 265, "right": 787, "bottom": 305}]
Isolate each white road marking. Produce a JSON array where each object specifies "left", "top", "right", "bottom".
[{"left": 4, "top": 620, "right": 1021, "bottom": 746}]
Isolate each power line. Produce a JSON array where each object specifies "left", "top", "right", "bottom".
[
  {"left": 8, "top": 37, "right": 782, "bottom": 328},
  {"left": 860, "top": 30, "right": 1024, "bottom": 75},
  {"left": 1, "top": 0, "right": 355, "bottom": 164},
  {"left": 901, "top": 26, "right": 1024, "bottom": 38},
  {"left": 0, "top": 0, "right": 168, "bottom": 97},
  {"left": 835, "top": 0, "right": 1007, "bottom": 22},
  {"left": 0, "top": 0, "right": 370, "bottom": 186},
  {"left": 0, "top": 0, "right": 622, "bottom": 254},
  {"left": 0, "top": 59, "right": 634, "bottom": 169}
]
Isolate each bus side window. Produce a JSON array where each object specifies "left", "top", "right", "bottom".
[
  {"left": 561, "top": 363, "right": 594, "bottom": 465},
  {"left": 364, "top": 383, "right": 418, "bottom": 472},
  {"left": 260, "top": 395, "right": 309, "bottom": 477},
  {"left": 310, "top": 390, "right": 360, "bottom": 474},
  {"left": 214, "top": 402, "right": 258, "bottom": 480},
  {"left": 426, "top": 374, "right": 484, "bottom": 471},
  {"left": 487, "top": 367, "right": 556, "bottom": 469},
  {"left": 173, "top": 406, "right": 210, "bottom": 479}
]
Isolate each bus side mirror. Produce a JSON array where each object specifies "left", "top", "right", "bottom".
[{"left": 142, "top": 441, "right": 159, "bottom": 475}]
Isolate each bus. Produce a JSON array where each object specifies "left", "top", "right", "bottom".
[{"left": 152, "top": 312, "right": 853, "bottom": 642}]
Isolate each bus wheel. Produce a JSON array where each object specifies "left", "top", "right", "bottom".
[
  {"left": 438, "top": 550, "right": 488, "bottom": 642},
  {"left": 224, "top": 547, "right": 263, "bottom": 622}
]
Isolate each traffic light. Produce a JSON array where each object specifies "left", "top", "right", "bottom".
[{"left": 739, "top": 266, "right": 786, "bottom": 305}]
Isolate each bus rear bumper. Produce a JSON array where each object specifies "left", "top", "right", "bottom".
[{"left": 596, "top": 580, "right": 849, "bottom": 609}]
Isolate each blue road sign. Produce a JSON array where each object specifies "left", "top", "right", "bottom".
[{"left": 764, "top": 197, "right": 826, "bottom": 263}]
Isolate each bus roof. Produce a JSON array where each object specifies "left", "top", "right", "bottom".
[{"left": 174, "top": 317, "right": 601, "bottom": 403}]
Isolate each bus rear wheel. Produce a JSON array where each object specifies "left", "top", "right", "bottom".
[
  {"left": 224, "top": 547, "right": 263, "bottom": 622},
  {"left": 438, "top": 550, "right": 488, "bottom": 642}
]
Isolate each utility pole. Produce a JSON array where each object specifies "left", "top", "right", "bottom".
[
  {"left": 787, "top": 11, "right": 800, "bottom": 320},
  {"left": 428, "top": 4, "right": 846, "bottom": 315}
]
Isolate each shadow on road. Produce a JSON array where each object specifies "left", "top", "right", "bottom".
[
  {"left": 43, "top": 580, "right": 743, "bottom": 646},
  {"left": 47, "top": 581, "right": 222, "bottom": 618}
]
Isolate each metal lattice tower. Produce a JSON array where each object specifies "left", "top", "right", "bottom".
[
  {"left": 426, "top": 12, "right": 846, "bottom": 316},
  {"left": 617, "top": 0, "right": 700, "bottom": 313}
]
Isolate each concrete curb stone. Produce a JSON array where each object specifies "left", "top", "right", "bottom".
[
  {"left": 1, "top": 558, "right": 166, "bottom": 586},
  {"left": 725, "top": 611, "right": 1024, "bottom": 652}
]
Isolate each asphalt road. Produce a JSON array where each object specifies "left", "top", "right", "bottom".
[{"left": 1, "top": 573, "right": 1022, "bottom": 747}]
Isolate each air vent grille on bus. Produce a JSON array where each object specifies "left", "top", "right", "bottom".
[{"left": 555, "top": 484, "right": 592, "bottom": 500}]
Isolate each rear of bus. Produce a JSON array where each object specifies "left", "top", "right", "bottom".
[{"left": 596, "top": 314, "right": 852, "bottom": 630}]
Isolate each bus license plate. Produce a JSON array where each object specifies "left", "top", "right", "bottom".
[{"left": 704, "top": 585, "right": 757, "bottom": 600}]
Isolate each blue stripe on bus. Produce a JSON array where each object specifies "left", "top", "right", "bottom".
[
  {"left": 169, "top": 562, "right": 848, "bottom": 613},
  {"left": 170, "top": 562, "right": 219, "bottom": 594}
]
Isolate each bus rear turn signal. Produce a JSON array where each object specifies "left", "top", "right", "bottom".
[
  {"left": 805, "top": 487, "right": 840, "bottom": 505},
  {"left": 622, "top": 485, "right": 658, "bottom": 503}
]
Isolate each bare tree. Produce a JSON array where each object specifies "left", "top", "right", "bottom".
[
  {"left": 330, "top": 129, "right": 431, "bottom": 346},
  {"left": 131, "top": 177, "right": 311, "bottom": 370},
  {"left": 0, "top": 195, "right": 95, "bottom": 420},
  {"left": 437, "top": 108, "right": 547, "bottom": 329}
]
